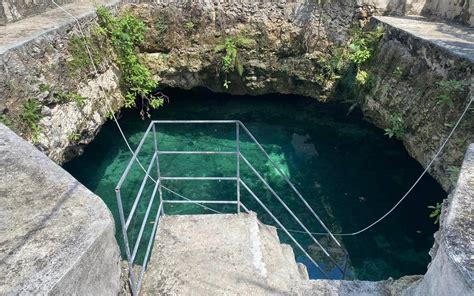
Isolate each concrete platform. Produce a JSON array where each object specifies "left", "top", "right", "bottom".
[
  {"left": 141, "top": 213, "right": 307, "bottom": 295},
  {"left": 0, "top": 0, "right": 118, "bottom": 55},
  {"left": 0, "top": 123, "right": 121, "bottom": 294},
  {"left": 373, "top": 15, "right": 474, "bottom": 62}
]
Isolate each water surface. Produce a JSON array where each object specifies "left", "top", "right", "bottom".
[{"left": 64, "top": 88, "right": 445, "bottom": 281}]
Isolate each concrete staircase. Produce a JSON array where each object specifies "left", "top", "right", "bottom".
[
  {"left": 141, "top": 213, "right": 309, "bottom": 295},
  {"left": 139, "top": 213, "right": 421, "bottom": 295}
]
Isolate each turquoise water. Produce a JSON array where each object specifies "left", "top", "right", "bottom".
[{"left": 64, "top": 88, "right": 445, "bottom": 281}]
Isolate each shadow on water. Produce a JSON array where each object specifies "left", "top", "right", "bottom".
[{"left": 63, "top": 87, "right": 445, "bottom": 281}]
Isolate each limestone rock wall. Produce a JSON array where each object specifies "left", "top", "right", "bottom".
[
  {"left": 136, "top": 0, "right": 365, "bottom": 98},
  {"left": 130, "top": 0, "right": 472, "bottom": 190},
  {"left": 362, "top": 18, "right": 473, "bottom": 191}
]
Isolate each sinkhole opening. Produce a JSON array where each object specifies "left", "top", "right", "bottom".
[{"left": 63, "top": 87, "right": 445, "bottom": 281}]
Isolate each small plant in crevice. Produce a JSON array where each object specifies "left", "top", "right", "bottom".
[
  {"left": 184, "top": 21, "right": 195, "bottom": 31},
  {"left": 447, "top": 166, "right": 461, "bottom": 184},
  {"left": 214, "top": 35, "right": 256, "bottom": 89},
  {"left": 38, "top": 83, "right": 51, "bottom": 93},
  {"left": 436, "top": 79, "right": 466, "bottom": 107},
  {"left": 0, "top": 113, "right": 13, "bottom": 127},
  {"left": 53, "top": 91, "right": 87, "bottom": 107},
  {"left": 68, "top": 132, "right": 81, "bottom": 142},
  {"left": 20, "top": 99, "right": 43, "bottom": 143},
  {"left": 348, "top": 26, "right": 384, "bottom": 88},
  {"left": 384, "top": 113, "right": 406, "bottom": 139},
  {"left": 96, "top": 6, "right": 166, "bottom": 118},
  {"left": 428, "top": 202, "right": 442, "bottom": 224},
  {"left": 155, "top": 15, "right": 169, "bottom": 38},
  {"left": 392, "top": 66, "right": 404, "bottom": 78},
  {"left": 67, "top": 35, "right": 103, "bottom": 76},
  {"left": 355, "top": 69, "right": 370, "bottom": 86}
]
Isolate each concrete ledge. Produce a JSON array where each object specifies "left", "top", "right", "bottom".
[
  {"left": 0, "top": 123, "right": 121, "bottom": 295},
  {"left": 372, "top": 15, "right": 474, "bottom": 63},
  {"left": 0, "top": 0, "right": 120, "bottom": 55},
  {"left": 406, "top": 144, "right": 474, "bottom": 295}
]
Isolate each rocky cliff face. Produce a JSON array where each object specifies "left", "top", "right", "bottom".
[
  {"left": 361, "top": 19, "right": 473, "bottom": 191},
  {"left": 129, "top": 1, "right": 472, "bottom": 191},
  {"left": 135, "top": 0, "right": 369, "bottom": 98}
]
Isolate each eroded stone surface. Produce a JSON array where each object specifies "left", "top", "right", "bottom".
[{"left": 0, "top": 123, "right": 121, "bottom": 295}]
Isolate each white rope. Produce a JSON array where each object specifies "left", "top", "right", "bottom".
[
  {"left": 51, "top": 1, "right": 473, "bottom": 237},
  {"left": 335, "top": 95, "right": 473, "bottom": 236}
]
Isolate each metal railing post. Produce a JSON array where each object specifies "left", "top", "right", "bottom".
[
  {"left": 152, "top": 123, "right": 165, "bottom": 215},
  {"left": 236, "top": 122, "right": 240, "bottom": 214},
  {"left": 114, "top": 188, "right": 138, "bottom": 295}
]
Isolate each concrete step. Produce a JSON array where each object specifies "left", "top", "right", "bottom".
[
  {"left": 141, "top": 213, "right": 292, "bottom": 295},
  {"left": 257, "top": 223, "right": 297, "bottom": 290},
  {"left": 280, "top": 243, "right": 305, "bottom": 281}
]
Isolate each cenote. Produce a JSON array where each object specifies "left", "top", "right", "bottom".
[{"left": 64, "top": 88, "right": 445, "bottom": 281}]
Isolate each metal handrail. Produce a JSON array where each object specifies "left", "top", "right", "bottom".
[
  {"left": 238, "top": 122, "right": 345, "bottom": 250},
  {"left": 115, "top": 120, "right": 349, "bottom": 295},
  {"left": 239, "top": 153, "right": 347, "bottom": 275}
]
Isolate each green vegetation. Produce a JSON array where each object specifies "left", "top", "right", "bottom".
[
  {"left": 392, "top": 66, "right": 404, "bottom": 78},
  {"left": 184, "top": 21, "right": 195, "bottom": 31},
  {"left": 315, "top": 26, "right": 383, "bottom": 91},
  {"left": 447, "top": 166, "right": 461, "bottom": 183},
  {"left": 436, "top": 79, "right": 466, "bottom": 107},
  {"left": 54, "top": 91, "right": 86, "bottom": 107},
  {"left": 155, "top": 15, "right": 169, "bottom": 39},
  {"left": 39, "top": 83, "right": 51, "bottom": 93},
  {"left": 68, "top": 132, "right": 81, "bottom": 142},
  {"left": 67, "top": 35, "right": 103, "bottom": 75},
  {"left": 384, "top": 113, "right": 406, "bottom": 139},
  {"left": 0, "top": 113, "right": 13, "bottom": 127},
  {"left": 20, "top": 99, "right": 43, "bottom": 143},
  {"left": 428, "top": 202, "right": 442, "bottom": 224},
  {"left": 355, "top": 69, "right": 370, "bottom": 86},
  {"left": 214, "top": 35, "right": 256, "bottom": 88},
  {"left": 314, "top": 51, "right": 345, "bottom": 85},
  {"left": 96, "top": 6, "right": 164, "bottom": 116},
  {"left": 348, "top": 26, "right": 384, "bottom": 87}
]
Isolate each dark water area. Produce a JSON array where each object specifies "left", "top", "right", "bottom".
[{"left": 64, "top": 87, "right": 445, "bottom": 281}]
